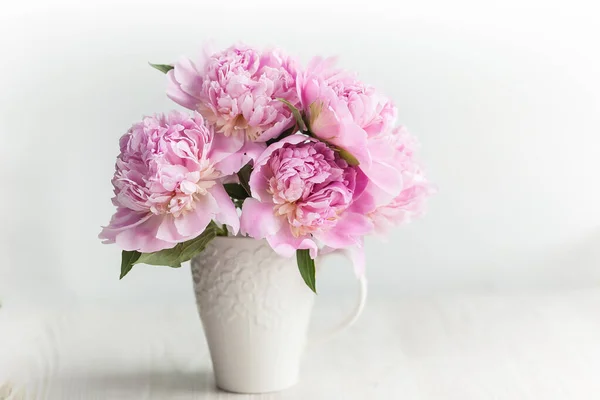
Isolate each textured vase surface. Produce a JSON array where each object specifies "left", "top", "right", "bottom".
[{"left": 190, "top": 237, "right": 315, "bottom": 394}]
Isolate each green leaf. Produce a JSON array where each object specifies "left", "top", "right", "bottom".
[
  {"left": 224, "top": 183, "right": 250, "bottom": 200},
  {"left": 296, "top": 249, "right": 317, "bottom": 293},
  {"left": 338, "top": 148, "right": 360, "bottom": 166},
  {"left": 237, "top": 163, "right": 253, "bottom": 197},
  {"left": 215, "top": 224, "right": 228, "bottom": 237},
  {"left": 277, "top": 98, "right": 307, "bottom": 132},
  {"left": 120, "top": 250, "right": 141, "bottom": 279},
  {"left": 137, "top": 226, "right": 217, "bottom": 267},
  {"left": 149, "top": 63, "right": 174, "bottom": 74},
  {"left": 119, "top": 223, "right": 218, "bottom": 279}
]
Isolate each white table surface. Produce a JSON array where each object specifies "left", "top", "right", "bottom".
[{"left": 2, "top": 287, "right": 600, "bottom": 400}]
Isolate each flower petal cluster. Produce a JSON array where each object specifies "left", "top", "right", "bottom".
[{"left": 99, "top": 111, "right": 238, "bottom": 252}]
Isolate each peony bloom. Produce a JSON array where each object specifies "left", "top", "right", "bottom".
[
  {"left": 352, "top": 126, "right": 433, "bottom": 234},
  {"left": 99, "top": 111, "right": 239, "bottom": 253},
  {"left": 297, "top": 57, "right": 397, "bottom": 164},
  {"left": 297, "top": 57, "right": 402, "bottom": 200},
  {"left": 369, "top": 181, "right": 431, "bottom": 235},
  {"left": 167, "top": 44, "right": 300, "bottom": 145},
  {"left": 240, "top": 135, "right": 371, "bottom": 260}
]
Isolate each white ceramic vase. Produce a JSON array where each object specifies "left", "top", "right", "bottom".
[{"left": 190, "top": 237, "right": 367, "bottom": 394}]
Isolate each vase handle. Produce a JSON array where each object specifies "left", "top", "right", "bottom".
[{"left": 307, "top": 249, "right": 368, "bottom": 348}]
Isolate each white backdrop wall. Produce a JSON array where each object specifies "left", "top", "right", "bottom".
[{"left": 1, "top": 0, "right": 599, "bottom": 307}]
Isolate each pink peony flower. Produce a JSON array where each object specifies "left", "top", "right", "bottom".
[
  {"left": 240, "top": 135, "right": 371, "bottom": 260},
  {"left": 99, "top": 111, "right": 239, "bottom": 253},
  {"left": 352, "top": 127, "right": 433, "bottom": 234},
  {"left": 297, "top": 57, "right": 397, "bottom": 164},
  {"left": 297, "top": 57, "right": 402, "bottom": 199},
  {"left": 167, "top": 44, "right": 300, "bottom": 144}
]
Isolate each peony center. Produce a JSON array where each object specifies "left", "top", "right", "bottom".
[{"left": 158, "top": 162, "right": 220, "bottom": 217}]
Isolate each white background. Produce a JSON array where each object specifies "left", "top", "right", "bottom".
[{"left": 1, "top": 0, "right": 599, "bottom": 308}]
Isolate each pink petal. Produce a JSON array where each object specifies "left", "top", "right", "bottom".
[
  {"left": 214, "top": 151, "right": 248, "bottom": 176},
  {"left": 266, "top": 227, "right": 318, "bottom": 259},
  {"left": 330, "top": 122, "right": 370, "bottom": 167},
  {"left": 173, "top": 57, "right": 204, "bottom": 101},
  {"left": 114, "top": 215, "right": 174, "bottom": 253},
  {"left": 248, "top": 167, "right": 270, "bottom": 202},
  {"left": 310, "top": 104, "right": 342, "bottom": 141},
  {"left": 208, "top": 184, "right": 240, "bottom": 234},
  {"left": 253, "top": 134, "right": 308, "bottom": 166},
  {"left": 214, "top": 137, "right": 267, "bottom": 175},
  {"left": 348, "top": 189, "right": 377, "bottom": 215},
  {"left": 313, "top": 212, "right": 373, "bottom": 249},
  {"left": 98, "top": 208, "right": 152, "bottom": 243},
  {"left": 257, "top": 117, "right": 295, "bottom": 142},
  {"left": 240, "top": 139, "right": 268, "bottom": 163},
  {"left": 353, "top": 168, "right": 369, "bottom": 200},
  {"left": 156, "top": 214, "right": 182, "bottom": 242},
  {"left": 300, "top": 78, "right": 322, "bottom": 109},
  {"left": 209, "top": 130, "right": 245, "bottom": 166},
  {"left": 166, "top": 70, "right": 198, "bottom": 110},
  {"left": 346, "top": 243, "right": 366, "bottom": 277},
  {"left": 250, "top": 135, "right": 309, "bottom": 201},
  {"left": 361, "top": 159, "right": 403, "bottom": 199},
  {"left": 173, "top": 57, "right": 199, "bottom": 87},
  {"left": 240, "top": 198, "right": 281, "bottom": 239},
  {"left": 174, "top": 194, "right": 218, "bottom": 238}
]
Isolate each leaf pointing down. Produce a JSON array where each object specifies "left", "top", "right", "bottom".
[
  {"left": 119, "top": 223, "right": 218, "bottom": 279},
  {"left": 120, "top": 250, "right": 141, "bottom": 279},
  {"left": 296, "top": 249, "right": 317, "bottom": 293}
]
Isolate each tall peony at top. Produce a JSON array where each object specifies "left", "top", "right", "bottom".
[
  {"left": 240, "top": 136, "right": 371, "bottom": 259},
  {"left": 296, "top": 57, "right": 402, "bottom": 200},
  {"left": 99, "top": 111, "right": 239, "bottom": 253},
  {"left": 297, "top": 57, "right": 397, "bottom": 165},
  {"left": 167, "top": 44, "right": 300, "bottom": 143}
]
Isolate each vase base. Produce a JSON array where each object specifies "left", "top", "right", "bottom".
[{"left": 216, "top": 378, "right": 299, "bottom": 394}]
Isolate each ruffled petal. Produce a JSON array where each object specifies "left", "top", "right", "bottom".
[
  {"left": 360, "top": 159, "right": 403, "bottom": 200},
  {"left": 310, "top": 104, "right": 342, "bottom": 141},
  {"left": 240, "top": 198, "right": 282, "bottom": 239},
  {"left": 313, "top": 212, "right": 373, "bottom": 249},
  {"left": 331, "top": 122, "right": 370, "bottom": 168},
  {"left": 250, "top": 135, "right": 310, "bottom": 201},
  {"left": 173, "top": 194, "right": 218, "bottom": 238},
  {"left": 208, "top": 184, "right": 240, "bottom": 234},
  {"left": 156, "top": 214, "right": 182, "bottom": 242},
  {"left": 99, "top": 208, "right": 153, "bottom": 243},
  {"left": 266, "top": 226, "right": 318, "bottom": 259},
  {"left": 113, "top": 215, "right": 174, "bottom": 253},
  {"left": 166, "top": 68, "right": 199, "bottom": 110},
  {"left": 210, "top": 130, "right": 245, "bottom": 166},
  {"left": 213, "top": 137, "right": 268, "bottom": 175}
]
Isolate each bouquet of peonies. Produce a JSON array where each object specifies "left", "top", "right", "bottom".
[{"left": 99, "top": 44, "right": 432, "bottom": 292}]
